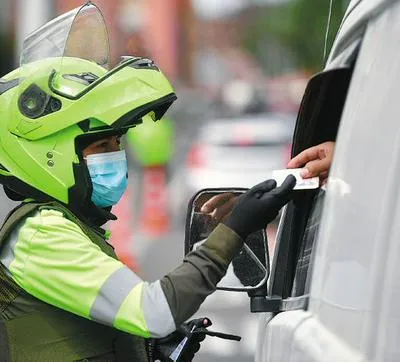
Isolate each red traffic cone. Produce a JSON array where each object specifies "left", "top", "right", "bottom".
[
  {"left": 109, "top": 187, "right": 140, "bottom": 272},
  {"left": 139, "top": 166, "right": 170, "bottom": 237}
]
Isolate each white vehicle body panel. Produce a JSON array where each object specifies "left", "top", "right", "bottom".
[{"left": 256, "top": 1, "right": 400, "bottom": 361}]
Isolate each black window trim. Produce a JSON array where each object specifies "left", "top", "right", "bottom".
[{"left": 266, "top": 65, "right": 356, "bottom": 314}]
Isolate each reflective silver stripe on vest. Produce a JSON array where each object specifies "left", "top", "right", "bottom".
[
  {"left": 0, "top": 214, "right": 33, "bottom": 269},
  {"left": 142, "top": 280, "right": 175, "bottom": 338},
  {"left": 90, "top": 266, "right": 142, "bottom": 325}
]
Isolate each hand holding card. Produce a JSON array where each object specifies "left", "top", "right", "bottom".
[{"left": 272, "top": 168, "right": 319, "bottom": 190}]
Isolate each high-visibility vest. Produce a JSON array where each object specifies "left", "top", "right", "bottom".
[{"left": 0, "top": 201, "right": 148, "bottom": 361}]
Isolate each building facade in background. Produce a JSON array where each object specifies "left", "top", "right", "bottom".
[{"left": 3, "top": 0, "right": 306, "bottom": 113}]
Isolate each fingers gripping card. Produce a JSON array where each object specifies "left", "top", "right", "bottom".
[{"left": 272, "top": 168, "right": 319, "bottom": 190}]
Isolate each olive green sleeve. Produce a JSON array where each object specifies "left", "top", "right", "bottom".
[{"left": 160, "top": 223, "right": 243, "bottom": 326}]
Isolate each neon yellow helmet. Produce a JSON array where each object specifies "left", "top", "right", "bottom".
[{"left": 0, "top": 3, "right": 176, "bottom": 222}]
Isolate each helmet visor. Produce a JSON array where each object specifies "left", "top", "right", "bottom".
[
  {"left": 21, "top": 2, "right": 110, "bottom": 69},
  {"left": 16, "top": 2, "right": 110, "bottom": 119}
]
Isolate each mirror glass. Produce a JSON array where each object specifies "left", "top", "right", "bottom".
[{"left": 185, "top": 189, "right": 270, "bottom": 291}]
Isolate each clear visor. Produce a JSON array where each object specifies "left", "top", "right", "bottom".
[
  {"left": 21, "top": 2, "right": 110, "bottom": 69},
  {"left": 16, "top": 2, "right": 111, "bottom": 119}
]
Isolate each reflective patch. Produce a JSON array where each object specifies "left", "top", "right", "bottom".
[
  {"left": 142, "top": 280, "right": 175, "bottom": 338},
  {"left": 90, "top": 266, "right": 142, "bottom": 325},
  {"left": 0, "top": 216, "right": 31, "bottom": 269}
]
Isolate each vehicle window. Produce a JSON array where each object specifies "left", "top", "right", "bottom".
[
  {"left": 272, "top": 5, "right": 365, "bottom": 303},
  {"left": 291, "top": 188, "right": 325, "bottom": 297},
  {"left": 269, "top": 66, "right": 355, "bottom": 301}
]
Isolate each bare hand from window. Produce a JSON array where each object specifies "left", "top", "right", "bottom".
[{"left": 287, "top": 141, "right": 335, "bottom": 184}]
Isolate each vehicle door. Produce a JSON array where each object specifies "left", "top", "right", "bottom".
[
  {"left": 256, "top": 65, "right": 355, "bottom": 362},
  {"left": 256, "top": 0, "right": 400, "bottom": 360}
]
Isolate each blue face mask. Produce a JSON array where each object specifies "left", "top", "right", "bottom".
[{"left": 85, "top": 150, "right": 128, "bottom": 208}]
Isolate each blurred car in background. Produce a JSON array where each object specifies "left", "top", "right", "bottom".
[{"left": 175, "top": 113, "right": 295, "bottom": 216}]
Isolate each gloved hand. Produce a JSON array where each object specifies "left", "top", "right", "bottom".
[
  {"left": 150, "top": 317, "right": 241, "bottom": 361},
  {"left": 224, "top": 175, "right": 296, "bottom": 239},
  {"left": 152, "top": 318, "right": 211, "bottom": 362}
]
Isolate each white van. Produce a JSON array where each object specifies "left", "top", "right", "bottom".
[
  {"left": 256, "top": 0, "right": 400, "bottom": 360},
  {"left": 186, "top": 0, "right": 400, "bottom": 360}
]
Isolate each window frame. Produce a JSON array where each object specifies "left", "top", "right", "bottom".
[{"left": 267, "top": 65, "right": 355, "bottom": 313}]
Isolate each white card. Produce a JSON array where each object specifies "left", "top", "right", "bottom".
[{"left": 272, "top": 168, "right": 319, "bottom": 190}]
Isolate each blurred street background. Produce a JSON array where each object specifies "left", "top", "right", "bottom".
[{"left": 0, "top": 0, "right": 349, "bottom": 361}]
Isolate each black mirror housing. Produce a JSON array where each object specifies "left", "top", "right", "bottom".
[{"left": 184, "top": 188, "right": 271, "bottom": 292}]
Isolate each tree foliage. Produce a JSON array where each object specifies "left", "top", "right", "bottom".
[{"left": 244, "top": 0, "right": 349, "bottom": 72}]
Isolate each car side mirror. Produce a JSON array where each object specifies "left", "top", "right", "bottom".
[{"left": 184, "top": 188, "right": 270, "bottom": 292}]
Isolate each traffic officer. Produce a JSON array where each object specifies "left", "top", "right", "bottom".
[{"left": 0, "top": 3, "right": 296, "bottom": 361}]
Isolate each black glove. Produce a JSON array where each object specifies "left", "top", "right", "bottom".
[
  {"left": 151, "top": 318, "right": 210, "bottom": 362},
  {"left": 150, "top": 317, "right": 241, "bottom": 361},
  {"left": 224, "top": 175, "right": 296, "bottom": 239}
]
